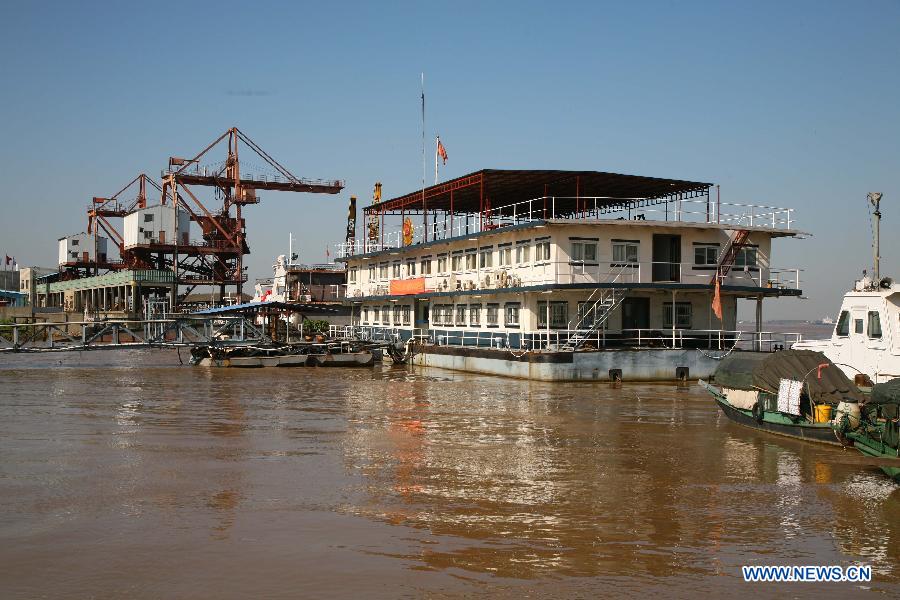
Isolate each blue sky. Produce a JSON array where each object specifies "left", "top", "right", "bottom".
[{"left": 1, "top": 1, "right": 898, "bottom": 319}]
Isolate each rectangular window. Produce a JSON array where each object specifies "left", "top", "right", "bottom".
[
  {"left": 437, "top": 254, "right": 448, "bottom": 273},
  {"left": 393, "top": 305, "right": 402, "bottom": 325},
  {"left": 693, "top": 243, "right": 719, "bottom": 267},
  {"left": 734, "top": 247, "right": 758, "bottom": 268},
  {"left": 373, "top": 306, "right": 380, "bottom": 324},
  {"left": 71, "top": 238, "right": 80, "bottom": 246},
  {"left": 571, "top": 241, "right": 598, "bottom": 263},
  {"left": 451, "top": 252, "right": 463, "bottom": 272},
  {"left": 854, "top": 318, "right": 864, "bottom": 335},
  {"left": 420, "top": 256, "right": 432, "bottom": 275},
  {"left": 613, "top": 241, "right": 640, "bottom": 266},
  {"left": 868, "top": 311, "right": 882, "bottom": 339},
  {"left": 392, "top": 262, "right": 401, "bottom": 278},
  {"left": 455, "top": 304, "right": 467, "bottom": 326},
  {"left": 368, "top": 264, "right": 376, "bottom": 280},
  {"left": 401, "top": 305, "right": 411, "bottom": 326},
  {"left": 405, "top": 259, "right": 416, "bottom": 277},
  {"left": 479, "top": 247, "right": 494, "bottom": 268},
  {"left": 516, "top": 241, "right": 531, "bottom": 264},
  {"left": 663, "top": 302, "right": 693, "bottom": 329},
  {"left": 535, "top": 238, "right": 551, "bottom": 262},
  {"left": 362, "top": 307, "right": 369, "bottom": 324},
  {"left": 465, "top": 249, "right": 477, "bottom": 271},
  {"left": 143, "top": 213, "right": 154, "bottom": 223},
  {"left": 537, "top": 301, "right": 569, "bottom": 328},
  {"left": 469, "top": 304, "right": 481, "bottom": 326},
  {"left": 505, "top": 302, "right": 521, "bottom": 328},
  {"left": 499, "top": 244, "right": 512, "bottom": 266},
  {"left": 382, "top": 305, "right": 391, "bottom": 325},
  {"left": 348, "top": 267, "right": 358, "bottom": 284},
  {"left": 836, "top": 310, "right": 849, "bottom": 336},
  {"left": 379, "top": 262, "right": 388, "bottom": 279},
  {"left": 486, "top": 303, "right": 499, "bottom": 326}
]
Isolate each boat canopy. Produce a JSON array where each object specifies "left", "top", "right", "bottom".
[{"left": 714, "top": 350, "right": 864, "bottom": 405}]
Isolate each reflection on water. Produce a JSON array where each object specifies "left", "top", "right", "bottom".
[{"left": 0, "top": 350, "right": 898, "bottom": 597}]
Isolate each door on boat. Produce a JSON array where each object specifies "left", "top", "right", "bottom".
[
  {"left": 652, "top": 234, "right": 681, "bottom": 282},
  {"left": 621, "top": 297, "right": 650, "bottom": 332}
]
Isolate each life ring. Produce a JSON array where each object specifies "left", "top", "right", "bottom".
[{"left": 752, "top": 401, "right": 765, "bottom": 423}]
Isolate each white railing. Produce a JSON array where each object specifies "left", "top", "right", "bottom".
[
  {"left": 336, "top": 195, "right": 796, "bottom": 258},
  {"left": 329, "top": 324, "right": 802, "bottom": 353},
  {"left": 345, "top": 260, "right": 801, "bottom": 299}
]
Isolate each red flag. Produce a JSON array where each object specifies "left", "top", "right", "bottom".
[
  {"left": 436, "top": 137, "right": 448, "bottom": 165},
  {"left": 712, "top": 273, "right": 723, "bottom": 321}
]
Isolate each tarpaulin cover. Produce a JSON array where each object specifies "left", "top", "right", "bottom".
[
  {"left": 870, "top": 378, "right": 900, "bottom": 406},
  {"left": 714, "top": 350, "right": 864, "bottom": 405}
]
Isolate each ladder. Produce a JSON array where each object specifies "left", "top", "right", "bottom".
[
  {"left": 561, "top": 265, "right": 631, "bottom": 350},
  {"left": 710, "top": 229, "right": 750, "bottom": 284}
]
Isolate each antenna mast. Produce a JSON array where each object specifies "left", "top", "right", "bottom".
[{"left": 869, "top": 192, "right": 883, "bottom": 282}]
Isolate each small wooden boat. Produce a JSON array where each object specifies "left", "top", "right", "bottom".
[
  {"left": 189, "top": 341, "right": 376, "bottom": 368},
  {"left": 700, "top": 350, "right": 865, "bottom": 446},
  {"left": 701, "top": 379, "right": 842, "bottom": 445}
]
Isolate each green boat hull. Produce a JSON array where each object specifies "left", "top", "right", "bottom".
[{"left": 847, "top": 431, "right": 900, "bottom": 482}]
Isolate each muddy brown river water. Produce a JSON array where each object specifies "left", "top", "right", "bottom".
[{"left": 0, "top": 349, "right": 898, "bottom": 598}]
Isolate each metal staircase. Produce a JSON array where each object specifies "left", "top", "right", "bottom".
[
  {"left": 561, "top": 265, "right": 632, "bottom": 350},
  {"left": 710, "top": 229, "right": 750, "bottom": 283}
]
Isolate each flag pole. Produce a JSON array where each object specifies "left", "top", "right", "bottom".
[
  {"left": 421, "top": 72, "right": 427, "bottom": 242},
  {"left": 435, "top": 135, "right": 439, "bottom": 185}
]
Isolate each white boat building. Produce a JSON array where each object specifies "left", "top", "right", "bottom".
[{"left": 336, "top": 169, "right": 804, "bottom": 381}]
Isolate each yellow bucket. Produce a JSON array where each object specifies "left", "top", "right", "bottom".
[{"left": 814, "top": 404, "right": 833, "bottom": 423}]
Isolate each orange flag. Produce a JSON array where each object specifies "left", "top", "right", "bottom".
[
  {"left": 712, "top": 273, "right": 723, "bottom": 321},
  {"left": 437, "top": 136, "right": 448, "bottom": 164}
]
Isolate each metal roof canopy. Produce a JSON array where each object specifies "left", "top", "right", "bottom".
[{"left": 365, "top": 169, "right": 712, "bottom": 215}]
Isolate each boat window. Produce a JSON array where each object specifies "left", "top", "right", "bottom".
[
  {"left": 486, "top": 304, "right": 500, "bottom": 327},
  {"left": 538, "top": 301, "right": 568, "bottom": 328},
  {"left": 854, "top": 319, "right": 864, "bottom": 335},
  {"left": 516, "top": 241, "right": 531, "bottom": 264},
  {"left": 451, "top": 252, "right": 464, "bottom": 272},
  {"left": 835, "top": 311, "right": 849, "bottom": 336},
  {"left": 571, "top": 241, "right": 597, "bottom": 263},
  {"left": 498, "top": 244, "right": 512, "bottom": 266},
  {"left": 535, "top": 238, "right": 551, "bottom": 263},
  {"left": 663, "top": 302, "right": 693, "bottom": 329},
  {"left": 479, "top": 247, "right": 494, "bottom": 268},
  {"left": 693, "top": 243, "right": 718, "bottom": 267},
  {"left": 613, "top": 240, "right": 640, "bottom": 266},
  {"left": 868, "top": 311, "right": 882, "bottom": 339},
  {"left": 734, "top": 247, "right": 758, "bottom": 268},
  {"left": 469, "top": 304, "right": 481, "bottom": 326},
  {"left": 505, "top": 302, "right": 521, "bottom": 328},
  {"left": 465, "top": 250, "right": 477, "bottom": 271}
]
